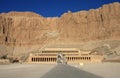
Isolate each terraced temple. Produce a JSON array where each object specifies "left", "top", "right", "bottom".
[{"left": 27, "top": 48, "right": 104, "bottom": 64}]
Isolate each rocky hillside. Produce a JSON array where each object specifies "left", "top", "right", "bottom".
[
  {"left": 0, "top": 2, "right": 120, "bottom": 45},
  {"left": 0, "top": 2, "right": 120, "bottom": 57}
]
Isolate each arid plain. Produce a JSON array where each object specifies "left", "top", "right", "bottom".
[{"left": 0, "top": 63, "right": 120, "bottom": 78}]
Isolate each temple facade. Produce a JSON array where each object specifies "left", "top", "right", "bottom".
[{"left": 27, "top": 48, "right": 104, "bottom": 64}]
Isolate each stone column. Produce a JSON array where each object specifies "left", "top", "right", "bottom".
[
  {"left": 51, "top": 57, "right": 53, "bottom": 62},
  {"left": 49, "top": 58, "right": 51, "bottom": 62},
  {"left": 36, "top": 58, "right": 37, "bottom": 62},
  {"left": 35, "top": 58, "right": 36, "bottom": 62},
  {"left": 36, "top": 58, "right": 38, "bottom": 62},
  {"left": 45, "top": 58, "right": 46, "bottom": 62},
  {"left": 38, "top": 58, "right": 40, "bottom": 62},
  {"left": 47, "top": 58, "right": 48, "bottom": 62}
]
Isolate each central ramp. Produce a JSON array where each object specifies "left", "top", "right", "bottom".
[{"left": 41, "top": 64, "right": 102, "bottom": 78}]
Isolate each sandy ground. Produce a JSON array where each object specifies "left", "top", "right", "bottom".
[
  {"left": 41, "top": 64, "right": 102, "bottom": 78},
  {"left": 0, "top": 63, "right": 120, "bottom": 78},
  {"left": 71, "top": 63, "right": 120, "bottom": 78},
  {"left": 0, "top": 64, "right": 55, "bottom": 78}
]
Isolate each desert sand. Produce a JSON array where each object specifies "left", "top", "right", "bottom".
[{"left": 0, "top": 63, "right": 120, "bottom": 78}]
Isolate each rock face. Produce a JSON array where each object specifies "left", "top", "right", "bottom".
[
  {"left": 0, "top": 2, "right": 120, "bottom": 56},
  {"left": 0, "top": 12, "right": 59, "bottom": 45},
  {"left": 58, "top": 2, "right": 120, "bottom": 42}
]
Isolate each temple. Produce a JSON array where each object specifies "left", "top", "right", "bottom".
[{"left": 27, "top": 48, "right": 104, "bottom": 64}]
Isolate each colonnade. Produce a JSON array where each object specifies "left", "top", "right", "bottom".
[
  {"left": 66, "top": 57, "right": 91, "bottom": 61},
  {"left": 30, "top": 56, "right": 91, "bottom": 63},
  {"left": 31, "top": 57, "right": 56, "bottom": 62}
]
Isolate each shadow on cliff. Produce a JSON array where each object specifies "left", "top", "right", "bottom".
[{"left": 40, "top": 64, "right": 102, "bottom": 78}]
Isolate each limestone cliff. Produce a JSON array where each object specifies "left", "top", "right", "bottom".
[
  {"left": 58, "top": 2, "right": 120, "bottom": 42},
  {"left": 0, "top": 2, "right": 120, "bottom": 56},
  {"left": 0, "top": 12, "right": 59, "bottom": 45}
]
